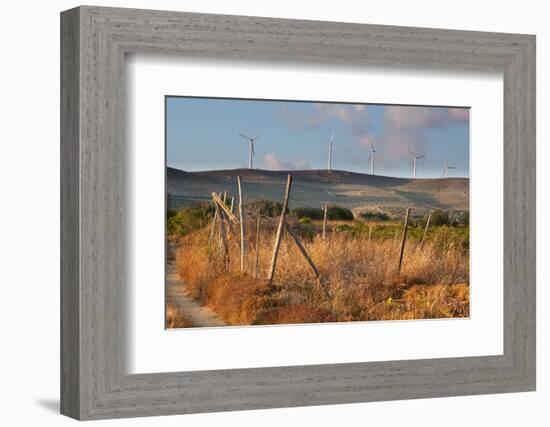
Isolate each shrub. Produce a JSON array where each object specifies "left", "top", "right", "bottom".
[
  {"left": 360, "top": 210, "right": 390, "bottom": 221},
  {"left": 430, "top": 209, "right": 450, "bottom": 226},
  {"left": 247, "top": 199, "right": 285, "bottom": 217},
  {"left": 292, "top": 207, "right": 324, "bottom": 220},
  {"left": 298, "top": 217, "right": 311, "bottom": 225},
  {"left": 450, "top": 210, "right": 469, "bottom": 227},
  {"left": 327, "top": 205, "right": 354, "bottom": 221},
  {"left": 167, "top": 203, "right": 213, "bottom": 236}
]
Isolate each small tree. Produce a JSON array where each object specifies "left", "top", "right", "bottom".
[
  {"left": 430, "top": 209, "right": 450, "bottom": 226},
  {"left": 247, "top": 199, "right": 286, "bottom": 217},
  {"left": 327, "top": 205, "right": 354, "bottom": 221},
  {"left": 292, "top": 207, "right": 324, "bottom": 220}
]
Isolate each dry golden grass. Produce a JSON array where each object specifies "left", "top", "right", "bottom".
[
  {"left": 174, "top": 220, "right": 469, "bottom": 326},
  {"left": 166, "top": 302, "right": 194, "bottom": 328}
]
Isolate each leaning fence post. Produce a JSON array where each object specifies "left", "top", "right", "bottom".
[
  {"left": 397, "top": 207, "right": 411, "bottom": 274},
  {"left": 285, "top": 225, "right": 320, "bottom": 276},
  {"left": 254, "top": 211, "right": 261, "bottom": 279},
  {"left": 420, "top": 211, "right": 432, "bottom": 248},
  {"left": 268, "top": 174, "right": 292, "bottom": 282},
  {"left": 237, "top": 176, "right": 246, "bottom": 272},
  {"left": 322, "top": 204, "right": 328, "bottom": 240},
  {"left": 213, "top": 199, "right": 230, "bottom": 267}
]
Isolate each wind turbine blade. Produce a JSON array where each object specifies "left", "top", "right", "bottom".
[
  {"left": 253, "top": 130, "right": 263, "bottom": 140},
  {"left": 251, "top": 142, "right": 255, "bottom": 156},
  {"left": 329, "top": 131, "right": 335, "bottom": 144},
  {"left": 238, "top": 133, "right": 251, "bottom": 140},
  {"left": 416, "top": 155, "right": 426, "bottom": 159}
]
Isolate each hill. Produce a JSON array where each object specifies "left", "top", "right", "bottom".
[{"left": 167, "top": 167, "right": 469, "bottom": 216}]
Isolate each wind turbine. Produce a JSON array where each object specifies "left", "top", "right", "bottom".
[
  {"left": 408, "top": 148, "right": 426, "bottom": 179},
  {"left": 327, "top": 131, "right": 335, "bottom": 171},
  {"left": 368, "top": 139, "right": 379, "bottom": 175},
  {"left": 443, "top": 161, "right": 456, "bottom": 177},
  {"left": 238, "top": 131, "right": 262, "bottom": 169}
]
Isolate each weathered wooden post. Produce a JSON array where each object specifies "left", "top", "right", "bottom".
[
  {"left": 211, "top": 192, "right": 239, "bottom": 224},
  {"left": 230, "top": 196, "right": 235, "bottom": 214},
  {"left": 237, "top": 176, "right": 246, "bottom": 272},
  {"left": 397, "top": 207, "right": 411, "bottom": 274},
  {"left": 368, "top": 224, "right": 373, "bottom": 242},
  {"left": 420, "top": 211, "right": 432, "bottom": 248},
  {"left": 268, "top": 174, "right": 292, "bottom": 282},
  {"left": 213, "top": 200, "right": 229, "bottom": 267},
  {"left": 285, "top": 225, "right": 320, "bottom": 280},
  {"left": 209, "top": 192, "right": 221, "bottom": 242},
  {"left": 322, "top": 204, "right": 328, "bottom": 240},
  {"left": 254, "top": 211, "right": 261, "bottom": 279}
]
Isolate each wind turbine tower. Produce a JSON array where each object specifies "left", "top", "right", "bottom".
[
  {"left": 327, "top": 131, "right": 335, "bottom": 171},
  {"left": 408, "top": 149, "right": 426, "bottom": 179},
  {"left": 368, "top": 140, "right": 378, "bottom": 175},
  {"left": 443, "top": 161, "right": 456, "bottom": 177},
  {"left": 238, "top": 131, "right": 262, "bottom": 169}
]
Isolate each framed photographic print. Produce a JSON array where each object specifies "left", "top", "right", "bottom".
[{"left": 61, "top": 6, "right": 536, "bottom": 420}]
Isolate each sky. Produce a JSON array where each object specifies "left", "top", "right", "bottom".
[{"left": 166, "top": 96, "right": 469, "bottom": 179}]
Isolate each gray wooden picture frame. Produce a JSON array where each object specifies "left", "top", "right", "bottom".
[{"left": 60, "top": 5, "right": 536, "bottom": 420}]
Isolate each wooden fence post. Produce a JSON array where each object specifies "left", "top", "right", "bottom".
[
  {"left": 230, "top": 196, "right": 235, "bottom": 215},
  {"left": 209, "top": 192, "right": 222, "bottom": 242},
  {"left": 211, "top": 192, "right": 240, "bottom": 224},
  {"left": 420, "top": 211, "right": 432, "bottom": 248},
  {"left": 268, "top": 174, "right": 292, "bottom": 282},
  {"left": 285, "top": 225, "right": 320, "bottom": 280},
  {"left": 397, "top": 207, "right": 411, "bottom": 274},
  {"left": 213, "top": 200, "right": 229, "bottom": 267},
  {"left": 368, "top": 224, "right": 373, "bottom": 241},
  {"left": 322, "top": 204, "right": 328, "bottom": 240},
  {"left": 254, "top": 211, "right": 261, "bottom": 279},
  {"left": 237, "top": 176, "right": 246, "bottom": 272}
]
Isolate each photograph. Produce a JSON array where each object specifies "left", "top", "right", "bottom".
[{"left": 165, "top": 97, "right": 470, "bottom": 328}]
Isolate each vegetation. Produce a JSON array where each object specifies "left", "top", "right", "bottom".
[
  {"left": 327, "top": 205, "right": 354, "bottom": 221},
  {"left": 166, "top": 302, "right": 193, "bottom": 328},
  {"left": 167, "top": 204, "right": 213, "bottom": 236},
  {"left": 292, "top": 207, "right": 324, "bottom": 220},
  {"left": 247, "top": 199, "right": 285, "bottom": 217},
  {"left": 173, "top": 216, "right": 469, "bottom": 326},
  {"left": 360, "top": 210, "right": 391, "bottom": 221}
]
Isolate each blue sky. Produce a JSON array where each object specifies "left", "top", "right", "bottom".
[{"left": 166, "top": 97, "right": 469, "bottom": 179}]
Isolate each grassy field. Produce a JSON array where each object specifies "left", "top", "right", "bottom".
[{"left": 171, "top": 207, "right": 469, "bottom": 327}]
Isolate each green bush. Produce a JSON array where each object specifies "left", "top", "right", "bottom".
[
  {"left": 430, "top": 209, "right": 450, "bottom": 226},
  {"left": 360, "top": 210, "right": 390, "bottom": 221},
  {"left": 167, "top": 203, "right": 213, "bottom": 236},
  {"left": 298, "top": 217, "right": 312, "bottom": 225},
  {"left": 292, "top": 207, "right": 324, "bottom": 220},
  {"left": 327, "top": 205, "right": 354, "bottom": 221},
  {"left": 247, "top": 199, "right": 286, "bottom": 217}
]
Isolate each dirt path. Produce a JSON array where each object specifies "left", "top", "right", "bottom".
[{"left": 166, "top": 261, "right": 226, "bottom": 327}]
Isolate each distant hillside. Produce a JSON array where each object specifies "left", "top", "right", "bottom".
[{"left": 167, "top": 167, "right": 469, "bottom": 215}]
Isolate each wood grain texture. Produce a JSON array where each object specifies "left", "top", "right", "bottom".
[
  {"left": 60, "top": 5, "right": 536, "bottom": 420},
  {"left": 60, "top": 7, "right": 80, "bottom": 419}
]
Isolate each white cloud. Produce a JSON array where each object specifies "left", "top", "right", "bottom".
[
  {"left": 276, "top": 103, "right": 369, "bottom": 135},
  {"left": 262, "top": 153, "right": 310, "bottom": 170},
  {"left": 385, "top": 106, "right": 469, "bottom": 129}
]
